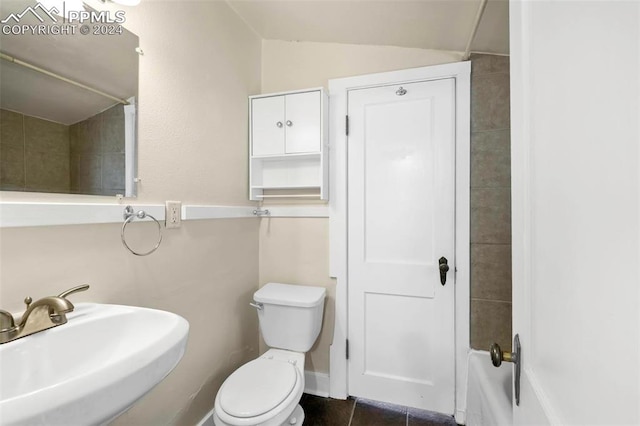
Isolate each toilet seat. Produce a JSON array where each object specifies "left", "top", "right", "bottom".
[
  {"left": 214, "top": 355, "right": 304, "bottom": 426},
  {"left": 219, "top": 358, "right": 297, "bottom": 418}
]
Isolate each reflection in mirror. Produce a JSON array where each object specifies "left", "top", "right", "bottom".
[{"left": 0, "top": 0, "right": 139, "bottom": 196}]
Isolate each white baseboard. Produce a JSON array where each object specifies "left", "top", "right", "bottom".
[
  {"left": 455, "top": 408, "right": 466, "bottom": 425},
  {"left": 304, "top": 371, "right": 330, "bottom": 397},
  {"left": 196, "top": 408, "right": 215, "bottom": 426}
]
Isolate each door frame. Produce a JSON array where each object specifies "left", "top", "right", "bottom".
[{"left": 328, "top": 61, "right": 471, "bottom": 423}]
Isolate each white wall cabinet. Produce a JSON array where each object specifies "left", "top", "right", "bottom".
[{"left": 249, "top": 88, "right": 328, "bottom": 201}]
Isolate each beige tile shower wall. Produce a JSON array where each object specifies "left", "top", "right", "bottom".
[
  {"left": 259, "top": 40, "right": 462, "bottom": 375},
  {"left": 70, "top": 104, "right": 126, "bottom": 196},
  {"left": 0, "top": 109, "right": 24, "bottom": 190},
  {"left": 469, "top": 54, "right": 512, "bottom": 351},
  {"left": 0, "top": 1, "right": 261, "bottom": 425},
  {"left": 0, "top": 109, "right": 70, "bottom": 193}
]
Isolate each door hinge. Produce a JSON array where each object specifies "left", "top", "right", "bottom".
[
  {"left": 346, "top": 339, "right": 349, "bottom": 360},
  {"left": 345, "top": 115, "right": 349, "bottom": 136}
]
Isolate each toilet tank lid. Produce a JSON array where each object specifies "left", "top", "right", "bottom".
[{"left": 254, "top": 283, "right": 326, "bottom": 308}]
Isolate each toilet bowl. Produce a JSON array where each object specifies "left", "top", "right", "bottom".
[
  {"left": 213, "top": 283, "right": 326, "bottom": 426},
  {"left": 214, "top": 349, "right": 305, "bottom": 426}
]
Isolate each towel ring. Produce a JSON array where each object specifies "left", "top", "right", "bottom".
[{"left": 121, "top": 206, "right": 163, "bottom": 256}]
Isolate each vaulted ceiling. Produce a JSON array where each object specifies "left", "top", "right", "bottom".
[{"left": 227, "top": 0, "right": 509, "bottom": 55}]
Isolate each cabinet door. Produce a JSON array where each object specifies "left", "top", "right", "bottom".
[
  {"left": 285, "top": 91, "right": 321, "bottom": 154},
  {"left": 252, "top": 96, "right": 285, "bottom": 156}
]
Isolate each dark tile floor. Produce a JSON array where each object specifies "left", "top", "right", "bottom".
[{"left": 300, "top": 394, "right": 458, "bottom": 426}]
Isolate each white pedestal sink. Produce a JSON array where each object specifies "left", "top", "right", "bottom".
[{"left": 0, "top": 303, "right": 189, "bottom": 425}]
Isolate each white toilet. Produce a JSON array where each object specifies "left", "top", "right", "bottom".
[{"left": 213, "top": 282, "right": 326, "bottom": 426}]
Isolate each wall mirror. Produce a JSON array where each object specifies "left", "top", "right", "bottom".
[{"left": 0, "top": 0, "right": 139, "bottom": 197}]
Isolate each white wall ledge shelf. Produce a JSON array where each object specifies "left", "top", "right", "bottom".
[
  {"left": 251, "top": 152, "right": 321, "bottom": 160},
  {"left": 181, "top": 205, "right": 255, "bottom": 220},
  {"left": 0, "top": 202, "right": 329, "bottom": 228},
  {"left": 257, "top": 206, "right": 329, "bottom": 218},
  {"left": 255, "top": 194, "right": 320, "bottom": 199},
  {"left": 0, "top": 202, "right": 165, "bottom": 228},
  {"left": 250, "top": 185, "right": 321, "bottom": 190}
]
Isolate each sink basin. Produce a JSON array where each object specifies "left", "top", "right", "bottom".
[{"left": 0, "top": 303, "right": 189, "bottom": 425}]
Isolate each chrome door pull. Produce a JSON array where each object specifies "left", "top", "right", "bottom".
[
  {"left": 490, "top": 334, "right": 521, "bottom": 406},
  {"left": 439, "top": 257, "right": 449, "bottom": 285},
  {"left": 490, "top": 342, "right": 514, "bottom": 366}
]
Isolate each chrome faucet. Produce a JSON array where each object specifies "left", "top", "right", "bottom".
[{"left": 0, "top": 284, "right": 89, "bottom": 344}]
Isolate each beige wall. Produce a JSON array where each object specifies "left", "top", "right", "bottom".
[
  {"left": 258, "top": 40, "right": 462, "bottom": 375},
  {"left": 0, "top": 219, "right": 259, "bottom": 425},
  {"left": 0, "top": 2, "right": 261, "bottom": 425},
  {"left": 259, "top": 218, "right": 334, "bottom": 374},
  {"left": 262, "top": 39, "right": 461, "bottom": 93}
]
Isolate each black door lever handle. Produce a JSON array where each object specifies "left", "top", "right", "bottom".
[{"left": 439, "top": 257, "right": 449, "bottom": 285}]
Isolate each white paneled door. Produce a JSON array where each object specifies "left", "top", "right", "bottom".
[
  {"left": 347, "top": 79, "right": 456, "bottom": 414},
  {"left": 510, "top": 2, "right": 640, "bottom": 425}
]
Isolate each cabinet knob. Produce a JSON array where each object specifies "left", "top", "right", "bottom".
[
  {"left": 286, "top": 120, "right": 293, "bottom": 127},
  {"left": 276, "top": 121, "right": 283, "bottom": 128}
]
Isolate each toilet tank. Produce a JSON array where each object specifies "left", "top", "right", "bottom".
[{"left": 253, "top": 283, "right": 326, "bottom": 352}]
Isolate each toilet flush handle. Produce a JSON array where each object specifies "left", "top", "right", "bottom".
[{"left": 249, "top": 302, "right": 263, "bottom": 310}]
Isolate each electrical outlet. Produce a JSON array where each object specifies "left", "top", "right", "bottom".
[{"left": 165, "top": 201, "right": 182, "bottom": 229}]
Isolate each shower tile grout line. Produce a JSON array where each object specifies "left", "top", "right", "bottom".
[
  {"left": 471, "top": 127, "right": 511, "bottom": 133},
  {"left": 470, "top": 242, "right": 511, "bottom": 246},
  {"left": 471, "top": 297, "right": 512, "bottom": 304},
  {"left": 471, "top": 73, "right": 510, "bottom": 81}
]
